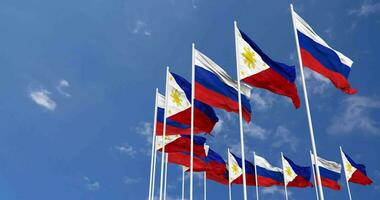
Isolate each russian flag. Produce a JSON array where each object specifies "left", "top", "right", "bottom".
[
  {"left": 293, "top": 10, "right": 357, "bottom": 94},
  {"left": 228, "top": 151, "right": 256, "bottom": 186},
  {"left": 156, "top": 135, "right": 207, "bottom": 157},
  {"left": 341, "top": 149, "right": 373, "bottom": 185},
  {"left": 235, "top": 25, "right": 301, "bottom": 108},
  {"left": 282, "top": 155, "right": 313, "bottom": 188},
  {"left": 163, "top": 71, "right": 219, "bottom": 135},
  {"left": 254, "top": 154, "right": 284, "bottom": 187},
  {"left": 312, "top": 154, "right": 342, "bottom": 190},
  {"left": 194, "top": 48, "right": 252, "bottom": 122}
]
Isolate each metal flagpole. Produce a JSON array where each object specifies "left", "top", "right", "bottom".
[
  {"left": 164, "top": 154, "right": 168, "bottom": 200},
  {"left": 310, "top": 151, "right": 320, "bottom": 200},
  {"left": 148, "top": 88, "right": 159, "bottom": 200},
  {"left": 228, "top": 148, "right": 232, "bottom": 200},
  {"left": 253, "top": 152, "right": 259, "bottom": 200},
  {"left": 290, "top": 4, "right": 325, "bottom": 200},
  {"left": 204, "top": 172, "right": 207, "bottom": 200},
  {"left": 233, "top": 20, "right": 248, "bottom": 200},
  {"left": 182, "top": 167, "right": 185, "bottom": 200},
  {"left": 190, "top": 43, "right": 196, "bottom": 200},
  {"left": 151, "top": 139, "right": 158, "bottom": 200},
  {"left": 281, "top": 152, "right": 289, "bottom": 200},
  {"left": 340, "top": 146, "right": 353, "bottom": 200},
  {"left": 159, "top": 67, "right": 170, "bottom": 200}
]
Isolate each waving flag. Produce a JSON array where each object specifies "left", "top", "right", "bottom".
[
  {"left": 168, "top": 152, "right": 209, "bottom": 172},
  {"left": 340, "top": 149, "right": 373, "bottom": 185},
  {"left": 165, "top": 71, "right": 219, "bottom": 134},
  {"left": 235, "top": 25, "right": 300, "bottom": 108},
  {"left": 282, "top": 155, "right": 313, "bottom": 187},
  {"left": 292, "top": 10, "right": 357, "bottom": 94},
  {"left": 311, "top": 154, "right": 342, "bottom": 190},
  {"left": 194, "top": 48, "right": 252, "bottom": 122},
  {"left": 254, "top": 154, "right": 284, "bottom": 187},
  {"left": 156, "top": 93, "right": 192, "bottom": 135},
  {"left": 156, "top": 135, "right": 207, "bottom": 157},
  {"left": 207, "top": 169, "right": 229, "bottom": 185},
  {"left": 206, "top": 148, "right": 227, "bottom": 175},
  {"left": 228, "top": 151, "right": 256, "bottom": 185}
]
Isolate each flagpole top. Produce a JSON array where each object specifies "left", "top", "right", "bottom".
[{"left": 192, "top": 42, "right": 195, "bottom": 48}]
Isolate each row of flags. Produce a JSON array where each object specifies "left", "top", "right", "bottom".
[
  {"left": 148, "top": 5, "right": 370, "bottom": 200},
  {"left": 156, "top": 134, "right": 373, "bottom": 189}
]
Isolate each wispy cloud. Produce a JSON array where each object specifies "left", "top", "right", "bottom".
[
  {"left": 29, "top": 89, "right": 57, "bottom": 111},
  {"left": 271, "top": 126, "right": 298, "bottom": 152},
  {"left": 132, "top": 20, "right": 151, "bottom": 36},
  {"left": 56, "top": 79, "right": 71, "bottom": 97},
  {"left": 244, "top": 123, "right": 270, "bottom": 140},
  {"left": 124, "top": 176, "right": 141, "bottom": 184},
  {"left": 261, "top": 187, "right": 292, "bottom": 197},
  {"left": 251, "top": 91, "right": 275, "bottom": 111},
  {"left": 328, "top": 96, "right": 380, "bottom": 135},
  {"left": 213, "top": 119, "right": 224, "bottom": 134},
  {"left": 349, "top": 1, "right": 380, "bottom": 16},
  {"left": 136, "top": 122, "right": 153, "bottom": 143},
  {"left": 113, "top": 143, "right": 137, "bottom": 157},
  {"left": 83, "top": 176, "right": 100, "bottom": 191},
  {"left": 299, "top": 68, "right": 330, "bottom": 94}
]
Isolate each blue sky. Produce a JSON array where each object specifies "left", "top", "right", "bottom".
[{"left": 0, "top": 0, "right": 380, "bottom": 199}]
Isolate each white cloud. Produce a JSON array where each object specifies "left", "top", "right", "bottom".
[
  {"left": 56, "top": 79, "right": 71, "bottom": 97},
  {"left": 299, "top": 68, "right": 330, "bottom": 94},
  {"left": 213, "top": 119, "right": 224, "bottom": 134},
  {"left": 250, "top": 91, "right": 275, "bottom": 111},
  {"left": 261, "top": 187, "right": 291, "bottom": 197},
  {"left": 29, "top": 89, "right": 56, "bottom": 111},
  {"left": 124, "top": 176, "right": 141, "bottom": 184},
  {"left": 328, "top": 96, "right": 380, "bottom": 135},
  {"left": 349, "top": 1, "right": 380, "bottom": 16},
  {"left": 83, "top": 176, "right": 100, "bottom": 191},
  {"left": 271, "top": 126, "right": 298, "bottom": 152},
  {"left": 136, "top": 122, "right": 153, "bottom": 143},
  {"left": 132, "top": 20, "right": 151, "bottom": 36},
  {"left": 114, "top": 143, "right": 137, "bottom": 157},
  {"left": 244, "top": 123, "right": 269, "bottom": 140}
]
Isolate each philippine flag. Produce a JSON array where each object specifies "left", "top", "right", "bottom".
[
  {"left": 207, "top": 169, "right": 229, "bottom": 185},
  {"left": 194, "top": 48, "right": 252, "bottom": 122},
  {"left": 165, "top": 71, "right": 219, "bottom": 134},
  {"left": 155, "top": 92, "right": 192, "bottom": 135},
  {"left": 168, "top": 151, "right": 209, "bottom": 172},
  {"left": 282, "top": 155, "right": 313, "bottom": 187},
  {"left": 254, "top": 154, "right": 284, "bottom": 187},
  {"left": 228, "top": 151, "right": 256, "bottom": 186},
  {"left": 340, "top": 148, "right": 373, "bottom": 185},
  {"left": 311, "top": 154, "right": 342, "bottom": 190},
  {"left": 235, "top": 25, "right": 301, "bottom": 108},
  {"left": 206, "top": 148, "right": 227, "bottom": 175},
  {"left": 292, "top": 10, "right": 357, "bottom": 94},
  {"left": 156, "top": 135, "right": 207, "bottom": 157}
]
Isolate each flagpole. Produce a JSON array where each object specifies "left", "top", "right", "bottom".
[
  {"left": 190, "top": 43, "right": 196, "bottom": 200},
  {"left": 152, "top": 138, "right": 158, "bottom": 200},
  {"left": 159, "top": 67, "right": 170, "bottom": 200},
  {"left": 234, "top": 20, "right": 248, "bottom": 200},
  {"left": 340, "top": 146, "right": 353, "bottom": 200},
  {"left": 163, "top": 154, "right": 168, "bottom": 200},
  {"left": 253, "top": 152, "right": 259, "bottom": 200},
  {"left": 228, "top": 148, "right": 232, "bottom": 200},
  {"left": 204, "top": 172, "right": 207, "bottom": 200},
  {"left": 182, "top": 167, "right": 185, "bottom": 200},
  {"left": 290, "top": 4, "right": 325, "bottom": 200},
  {"left": 310, "top": 151, "right": 320, "bottom": 200},
  {"left": 148, "top": 88, "right": 159, "bottom": 200},
  {"left": 281, "top": 152, "right": 289, "bottom": 200}
]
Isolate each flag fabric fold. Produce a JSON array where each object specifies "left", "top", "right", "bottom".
[
  {"left": 341, "top": 150, "right": 373, "bottom": 185},
  {"left": 156, "top": 135, "right": 207, "bottom": 157},
  {"left": 161, "top": 71, "right": 219, "bottom": 135},
  {"left": 292, "top": 10, "right": 357, "bottom": 94},
  {"left": 311, "top": 154, "right": 342, "bottom": 190},
  {"left": 235, "top": 26, "right": 301, "bottom": 108},
  {"left": 254, "top": 154, "right": 284, "bottom": 187},
  {"left": 194, "top": 48, "right": 252, "bottom": 122},
  {"left": 282, "top": 155, "right": 313, "bottom": 187},
  {"left": 228, "top": 151, "right": 256, "bottom": 185}
]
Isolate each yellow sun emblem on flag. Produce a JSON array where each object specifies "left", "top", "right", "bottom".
[
  {"left": 232, "top": 163, "right": 239, "bottom": 175},
  {"left": 285, "top": 166, "right": 292, "bottom": 176},
  {"left": 170, "top": 89, "right": 182, "bottom": 107},
  {"left": 346, "top": 163, "right": 353, "bottom": 173},
  {"left": 242, "top": 47, "right": 256, "bottom": 70}
]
